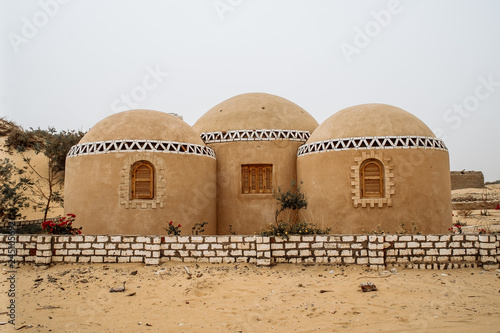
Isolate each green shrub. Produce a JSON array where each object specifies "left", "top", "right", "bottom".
[
  {"left": 260, "top": 180, "right": 331, "bottom": 239},
  {"left": 260, "top": 221, "right": 331, "bottom": 239}
]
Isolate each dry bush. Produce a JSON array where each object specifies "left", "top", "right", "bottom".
[{"left": 458, "top": 209, "right": 473, "bottom": 218}]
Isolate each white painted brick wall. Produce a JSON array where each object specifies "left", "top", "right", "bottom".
[
  {"left": 341, "top": 250, "right": 352, "bottom": 256},
  {"left": 327, "top": 250, "right": 339, "bottom": 256},
  {"left": 111, "top": 236, "right": 122, "bottom": 242},
  {"left": 3, "top": 233, "right": 499, "bottom": 269},
  {"left": 439, "top": 249, "right": 451, "bottom": 256},
  {"left": 343, "top": 257, "right": 355, "bottom": 264}
]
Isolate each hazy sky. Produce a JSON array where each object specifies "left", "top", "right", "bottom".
[{"left": 1, "top": 0, "right": 499, "bottom": 181}]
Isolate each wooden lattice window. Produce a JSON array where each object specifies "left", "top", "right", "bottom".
[
  {"left": 242, "top": 164, "right": 272, "bottom": 194},
  {"left": 131, "top": 161, "right": 154, "bottom": 199},
  {"left": 360, "top": 159, "right": 384, "bottom": 198}
]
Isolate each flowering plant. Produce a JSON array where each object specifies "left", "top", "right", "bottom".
[
  {"left": 41, "top": 214, "right": 82, "bottom": 235},
  {"left": 448, "top": 222, "right": 463, "bottom": 234},
  {"left": 478, "top": 228, "right": 487, "bottom": 234},
  {"left": 165, "top": 221, "right": 181, "bottom": 235}
]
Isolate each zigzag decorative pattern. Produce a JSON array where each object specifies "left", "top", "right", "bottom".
[
  {"left": 200, "top": 129, "right": 310, "bottom": 143},
  {"left": 67, "top": 140, "right": 216, "bottom": 159},
  {"left": 297, "top": 136, "right": 447, "bottom": 156}
]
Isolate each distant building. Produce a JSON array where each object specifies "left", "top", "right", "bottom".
[
  {"left": 65, "top": 93, "right": 452, "bottom": 234},
  {"left": 450, "top": 171, "right": 484, "bottom": 190}
]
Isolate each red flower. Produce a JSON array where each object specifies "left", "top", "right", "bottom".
[
  {"left": 496, "top": 204, "right": 499, "bottom": 210},
  {"left": 68, "top": 213, "right": 76, "bottom": 218},
  {"left": 169, "top": 221, "right": 173, "bottom": 225},
  {"left": 178, "top": 224, "right": 181, "bottom": 228}
]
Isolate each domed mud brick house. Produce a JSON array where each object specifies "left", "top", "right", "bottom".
[
  {"left": 65, "top": 94, "right": 452, "bottom": 235},
  {"left": 64, "top": 110, "right": 217, "bottom": 235},
  {"left": 193, "top": 93, "right": 319, "bottom": 234},
  {"left": 297, "top": 104, "right": 452, "bottom": 234}
]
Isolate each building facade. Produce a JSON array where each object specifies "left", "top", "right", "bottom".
[{"left": 65, "top": 94, "right": 452, "bottom": 235}]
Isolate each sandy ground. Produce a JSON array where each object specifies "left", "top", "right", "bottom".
[
  {"left": 1, "top": 262, "right": 500, "bottom": 333},
  {"left": 452, "top": 184, "right": 500, "bottom": 233},
  {"left": 452, "top": 184, "right": 500, "bottom": 203}
]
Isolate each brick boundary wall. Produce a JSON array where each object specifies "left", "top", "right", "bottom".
[
  {"left": 0, "top": 234, "right": 498, "bottom": 269},
  {"left": 450, "top": 171, "right": 484, "bottom": 190},
  {"left": 0, "top": 217, "right": 61, "bottom": 228}
]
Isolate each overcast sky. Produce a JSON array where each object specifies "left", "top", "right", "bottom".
[{"left": 1, "top": 0, "right": 499, "bottom": 181}]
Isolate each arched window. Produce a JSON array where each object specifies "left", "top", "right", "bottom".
[
  {"left": 131, "top": 161, "right": 154, "bottom": 199},
  {"left": 360, "top": 159, "right": 384, "bottom": 198}
]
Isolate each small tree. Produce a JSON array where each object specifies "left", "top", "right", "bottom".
[
  {"left": 261, "top": 180, "right": 330, "bottom": 238},
  {"left": 273, "top": 180, "right": 308, "bottom": 224},
  {"left": 0, "top": 158, "right": 30, "bottom": 222},
  {"left": 5, "top": 126, "right": 85, "bottom": 221}
]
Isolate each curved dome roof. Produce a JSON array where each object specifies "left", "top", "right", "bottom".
[
  {"left": 79, "top": 109, "right": 204, "bottom": 145},
  {"left": 193, "top": 93, "right": 318, "bottom": 133},
  {"left": 308, "top": 103, "right": 435, "bottom": 142}
]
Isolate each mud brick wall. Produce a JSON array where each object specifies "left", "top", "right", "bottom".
[
  {"left": 450, "top": 171, "right": 484, "bottom": 190},
  {"left": 0, "top": 235, "right": 272, "bottom": 267},
  {"left": 159, "top": 235, "right": 271, "bottom": 266},
  {"left": 270, "top": 235, "right": 385, "bottom": 268},
  {"left": 0, "top": 234, "right": 498, "bottom": 269},
  {"left": 383, "top": 234, "right": 499, "bottom": 269}
]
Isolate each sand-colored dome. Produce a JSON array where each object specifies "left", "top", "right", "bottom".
[
  {"left": 80, "top": 109, "right": 204, "bottom": 145},
  {"left": 308, "top": 104, "right": 435, "bottom": 142},
  {"left": 193, "top": 93, "right": 318, "bottom": 133}
]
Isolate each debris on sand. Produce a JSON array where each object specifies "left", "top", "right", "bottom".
[
  {"left": 15, "top": 324, "right": 33, "bottom": 330},
  {"left": 360, "top": 282, "right": 377, "bottom": 292},
  {"left": 184, "top": 266, "right": 192, "bottom": 279},
  {"left": 155, "top": 268, "right": 168, "bottom": 276},
  {"left": 110, "top": 282, "right": 126, "bottom": 293},
  {"left": 36, "top": 306, "right": 61, "bottom": 310}
]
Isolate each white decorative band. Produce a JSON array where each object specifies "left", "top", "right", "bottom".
[
  {"left": 201, "top": 129, "right": 310, "bottom": 143},
  {"left": 297, "top": 136, "right": 447, "bottom": 156},
  {"left": 67, "top": 140, "right": 216, "bottom": 159}
]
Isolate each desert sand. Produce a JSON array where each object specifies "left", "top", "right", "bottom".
[
  {"left": 452, "top": 184, "right": 500, "bottom": 233},
  {"left": 2, "top": 262, "right": 500, "bottom": 332}
]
